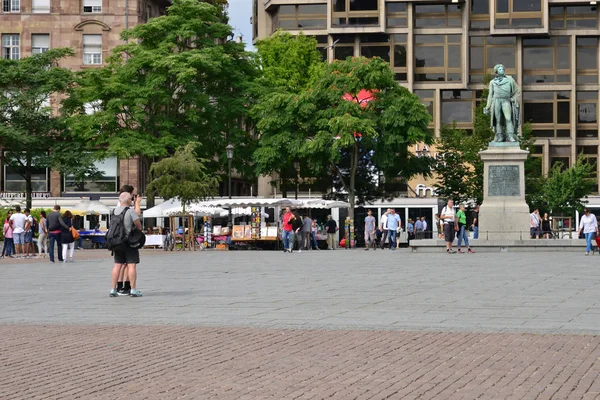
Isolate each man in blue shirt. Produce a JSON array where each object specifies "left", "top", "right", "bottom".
[
  {"left": 414, "top": 217, "right": 423, "bottom": 240},
  {"left": 386, "top": 209, "right": 401, "bottom": 250}
]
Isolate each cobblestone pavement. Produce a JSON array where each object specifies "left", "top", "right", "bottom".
[{"left": 2, "top": 250, "right": 600, "bottom": 399}]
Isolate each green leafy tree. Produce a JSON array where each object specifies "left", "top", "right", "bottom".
[
  {"left": 67, "top": 0, "right": 258, "bottom": 181},
  {"left": 145, "top": 143, "right": 219, "bottom": 213},
  {"left": 0, "top": 48, "right": 92, "bottom": 208},
  {"left": 250, "top": 31, "right": 325, "bottom": 197},
  {"left": 542, "top": 156, "right": 595, "bottom": 216},
  {"left": 303, "top": 56, "right": 433, "bottom": 218}
]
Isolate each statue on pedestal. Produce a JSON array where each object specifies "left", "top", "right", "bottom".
[{"left": 484, "top": 64, "right": 521, "bottom": 143}]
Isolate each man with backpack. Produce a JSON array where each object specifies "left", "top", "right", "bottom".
[{"left": 109, "top": 192, "right": 143, "bottom": 297}]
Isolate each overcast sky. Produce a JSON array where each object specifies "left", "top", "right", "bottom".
[{"left": 228, "top": 0, "right": 255, "bottom": 51}]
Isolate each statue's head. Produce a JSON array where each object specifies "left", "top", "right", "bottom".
[{"left": 494, "top": 64, "right": 505, "bottom": 76}]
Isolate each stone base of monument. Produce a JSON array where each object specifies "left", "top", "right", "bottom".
[
  {"left": 478, "top": 144, "right": 531, "bottom": 241},
  {"left": 410, "top": 238, "right": 586, "bottom": 253}
]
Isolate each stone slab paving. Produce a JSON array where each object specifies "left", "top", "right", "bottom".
[{"left": 1, "top": 249, "right": 600, "bottom": 399}]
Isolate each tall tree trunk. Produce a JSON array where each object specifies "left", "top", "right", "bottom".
[
  {"left": 348, "top": 142, "right": 359, "bottom": 220},
  {"left": 25, "top": 170, "right": 32, "bottom": 210},
  {"left": 280, "top": 169, "right": 288, "bottom": 198}
]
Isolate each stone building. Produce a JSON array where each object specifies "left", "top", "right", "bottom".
[
  {"left": 252, "top": 0, "right": 600, "bottom": 196},
  {"left": 0, "top": 0, "right": 169, "bottom": 199}
]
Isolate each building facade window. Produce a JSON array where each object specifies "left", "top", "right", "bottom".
[
  {"left": 333, "top": 34, "right": 355, "bottom": 60},
  {"left": 470, "top": 0, "right": 489, "bottom": 30},
  {"left": 332, "top": 0, "right": 378, "bottom": 27},
  {"left": 83, "top": 0, "right": 101, "bottom": 13},
  {"left": 2, "top": 34, "right": 19, "bottom": 60},
  {"left": 414, "top": 4, "right": 461, "bottom": 28},
  {"left": 577, "top": 91, "right": 598, "bottom": 138},
  {"left": 495, "top": 0, "right": 542, "bottom": 29},
  {"left": 31, "top": 34, "right": 50, "bottom": 54},
  {"left": 386, "top": 2, "right": 407, "bottom": 28},
  {"left": 32, "top": 0, "right": 50, "bottom": 13},
  {"left": 550, "top": 6, "right": 597, "bottom": 30},
  {"left": 414, "top": 34, "right": 462, "bottom": 82},
  {"left": 414, "top": 90, "right": 435, "bottom": 128},
  {"left": 576, "top": 38, "right": 598, "bottom": 85},
  {"left": 576, "top": 145, "right": 598, "bottom": 179},
  {"left": 550, "top": 146, "right": 571, "bottom": 170},
  {"left": 272, "top": 4, "right": 326, "bottom": 31},
  {"left": 523, "top": 37, "right": 570, "bottom": 84},
  {"left": 2, "top": 0, "right": 19, "bottom": 12},
  {"left": 470, "top": 36, "right": 516, "bottom": 84},
  {"left": 359, "top": 34, "right": 407, "bottom": 81},
  {"left": 441, "top": 90, "right": 483, "bottom": 132},
  {"left": 64, "top": 157, "right": 118, "bottom": 193},
  {"left": 4, "top": 166, "right": 48, "bottom": 192},
  {"left": 82, "top": 34, "right": 102, "bottom": 65},
  {"left": 309, "top": 35, "right": 328, "bottom": 60},
  {"left": 523, "top": 91, "right": 571, "bottom": 138}
]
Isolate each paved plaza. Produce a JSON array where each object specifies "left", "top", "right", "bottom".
[{"left": 1, "top": 249, "right": 600, "bottom": 399}]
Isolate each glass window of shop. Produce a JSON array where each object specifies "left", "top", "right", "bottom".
[
  {"left": 550, "top": 6, "right": 597, "bottom": 30},
  {"left": 386, "top": 2, "right": 407, "bottom": 28},
  {"left": 523, "top": 37, "right": 571, "bottom": 84},
  {"left": 359, "top": 34, "right": 407, "bottom": 81},
  {"left": 414, "top": 4, "right": 461, "bottom": 28},
  {"left": 64, "top": 156, "right": 118, "bottom": 193},
  {"left": 523, "top": 91, "right": 571, "bottom": 138},
  {"left": 577, "top": 38, "right": 598, "bottom": 85},
  {"left": 577, "top": 91, "right": 598, "bottom": 139},
  {"left": 470, "top": 36, "right": 517, "bottom": 84},
  {"left": 470, "top": 0, "right": 489, "bottom": 30},
  {"left": 332, "top": 0, "right": 378, "bottom": 27},
  {"left": 4, "top": 165, "right": 48, "bottom": 192},
  {"left": 272, "top": 4, "right": 327, "bottom": 31},
  {"left": 495, "top": 0, "right": 542, "bottom": 29},
  {"left": 414, "top": 35, "right": 462, "bottom": 82}
]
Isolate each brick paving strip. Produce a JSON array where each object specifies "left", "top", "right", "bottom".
[{"left": 1, "top": 325, "right": 599, "bottom": 400}]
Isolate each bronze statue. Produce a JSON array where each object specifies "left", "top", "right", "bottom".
[{"left": 484, "top": 64, "right": 521, "bottom": 143}]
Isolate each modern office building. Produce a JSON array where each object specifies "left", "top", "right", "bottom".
[{"left": 252, "top": 0, "right": 600, "bottom": 195}]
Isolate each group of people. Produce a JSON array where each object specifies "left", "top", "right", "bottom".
[
  {"left": 529, "top": 209, "right": 553, "bottom": 239},
  {"left": 280, "top": 207, "right": 327, "bottom": 252},
  {"left": 2, "top": 205, "right": 78, "bottom": 261}
]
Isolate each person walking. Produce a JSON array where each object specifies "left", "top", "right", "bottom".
[
  {"left": 311, "top": 218, "right": 320, "bottom": 250},
  {"left": 471, "top": 206, "right": 479, "bottom": 239},
  {"left": 293, "top": 212, "right": 303, "bottom": 252},
  {"left": 379, "top": 209, "right": 390, "bottom": 249},
  {"left": 440, "top": 200, "right": 457, "bottom": 254},
  {"left": 578, "top": 208, "right": 598, "bottom": 256},
  {"left": 60, "top": 210, "right": 75, "bottom": 263},
  {"left": 406, "top": 218, "right": 415, "bottom": 248},
  {"left": 530, "top": 208, "right": 541, "bottom": 239},
  {"left": 421, "top": 217, "right": 428, "bottom": 239},
  {"left": 2, "top": 211, "right": 14, "bottom": 258},
  {"left": 10, "top": 206, "right": 27, "bottom": 259},
  {"left": 281, "top": 207, "right": 294, "bottom": 253},
  {"left": 364, "top": 210, "right": 376, "bottom": 250},
  {"left": 38, "top": 211, "right": 48, "bottom": 258},
  {"left": 456, "top": 204, "right": 475, "bottom": 254},
  {"left": 47, "top": 205, "right": 64, "bottom": 263},
  {"left": 325, "top": 215, "right": 337, "bottom": 250},
  {"left": 110, "top": 192, "right": 143, "bottom": 297},
  {"left": 386, "top": 209, "right": 401, "bottom": 251},
  {"left": 542, "top": 213, "right": 551, "bottom": 239},
  {"left": 414, "top": 217, "right": 423, "bottom": 240},
  {"left": 302, "top": 215, "right": 312, "bottom": 250}
]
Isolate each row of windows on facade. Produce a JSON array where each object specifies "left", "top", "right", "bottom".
[
  {"left": 2, "top": 34, "right": 102, "bottom": 64},
  {"left": 2, "top": 0, "right": 101, "bottom": 13},
  {"left": 306, "top": 34, "right": 600, "bottom": 85},
  {"left": 423, "top": 89, "right": 600, "bottom": 140},
  {"left": 3, "top": 156, "right": 117, "bottom": 193},
  {"left": 270, "top": 2, "right": 595, "bottom": 30}
]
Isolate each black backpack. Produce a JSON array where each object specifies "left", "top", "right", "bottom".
[
  {"left": 30, "top": 217, "right": 38, "bottom": 232},
  {"left": 106, "top": 207, "right": 130, "bottom": 252}
]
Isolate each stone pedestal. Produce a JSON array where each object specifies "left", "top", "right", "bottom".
[{"left": 479, "top": 145, "right": 530, "bottom": 241}]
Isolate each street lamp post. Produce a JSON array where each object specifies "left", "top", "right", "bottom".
[
  {"left": 293, "top": 159, "right": 300, "bottom": 200},
  {"left": 226, "top": 143, "right": 234, "bottom": 228}
]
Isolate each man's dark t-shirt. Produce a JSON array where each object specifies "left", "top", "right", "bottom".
[
  {"left": 472, "top": 211, "right": 479, "bottom": 227},
  {"left": 326, "top": 220, "right": 337, "bottom": 233},
  {"left": 292, "top": 217, "right": 303, "bottom": 232}
]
